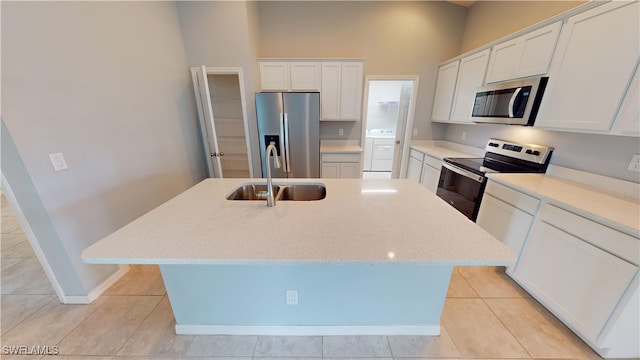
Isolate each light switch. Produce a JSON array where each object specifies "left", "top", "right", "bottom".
[{"left": 49, "top": 152, "right": 69, "bottom": 171}]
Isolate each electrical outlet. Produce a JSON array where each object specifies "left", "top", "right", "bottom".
[
  {"left": 338, "top": 128, "right": 344, "bottom": 136},
  {"left": 461, "top": 131, "right": 467, "bottom": 140},
  {"left": 286, "top": 289, "right": 298, "bottom": 305},
  {"left": 412, "top": 128, "right": 418, "bottom": 136},
  {"left": 49, "top": 152, "right": 68, "bottom": 171},
  {"left": 627, "top": 154, "right": 640, "bottom": 172}
]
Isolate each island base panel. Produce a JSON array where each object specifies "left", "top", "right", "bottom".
[{"left": 160, "top": 264, "right": 453, "bottom": 335}]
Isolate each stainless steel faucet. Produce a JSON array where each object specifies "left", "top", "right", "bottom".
[{"left": 265, "top": 143, "right": 281, "bottom": 207}]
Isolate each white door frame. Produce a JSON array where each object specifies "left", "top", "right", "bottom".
[
  {"left": 190, "top": 67, "right": 254, "bottom": 178},
  {"left": 360, "top": 75, "right": 420, "bottom": 178}
]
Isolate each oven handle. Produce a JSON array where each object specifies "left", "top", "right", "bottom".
[{"left": 441, "top": 162, "right": 485, "bottom": 183}]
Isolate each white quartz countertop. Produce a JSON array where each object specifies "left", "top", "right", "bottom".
[
  {"left": 410, "top": 140, "right": 483, "bottom": 160},
  {"left": 320, "top": 144, "right": 363, "bottom": 153},
  {"left": 487, "top": 173, "right": 640, "bottom": 237},
  {"left": 82, "top": 178, "right": 515, "bottom": 266}
]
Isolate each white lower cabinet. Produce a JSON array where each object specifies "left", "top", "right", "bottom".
[
  {"left": 419, "top": 164, "right": 440, "bottom": 193},
  {"left": 513, "top": 204, "right": 638, "bottom": 349},
  {"left": 405, "top": 149, "right": 441, "bottom": 193},
  {"left": 338, "top": 162, "right": 359, "bottom": 178},
  {"left": 476, "top": 195, "right": 534, "bottom": 269},
  {"left": 406, "top": 155, "right": 423, "bottom": 182},
  {"left": 321, "top": 162, "right": 340, "bottom": 178},
  {"left": 363, "top": 138, "right": 374, "bottom": 171},
  {"left": 321, "top": 153, "right": 361, "bottom": 178},
  {"left": 476, "top": 181, "right": 540, "bottom": 272}
]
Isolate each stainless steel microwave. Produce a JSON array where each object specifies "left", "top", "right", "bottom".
[{"left": 471, "top": 77, "right": 548, "bottom": 126}]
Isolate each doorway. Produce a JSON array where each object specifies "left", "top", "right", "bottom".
[
  {"left": 190, "top": 67, "right": 254, "bottom": 178},
  {"left": 361, "top": 77, "right": 418, "bottom": 179}
]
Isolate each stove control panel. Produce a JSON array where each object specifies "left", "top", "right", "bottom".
[{"left": 485, "top": 138, "right": 553, "bottom": 165}]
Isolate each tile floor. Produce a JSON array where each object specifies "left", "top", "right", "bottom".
[{"left": 1, "top": 194, "right": 602, "bottom": 359}]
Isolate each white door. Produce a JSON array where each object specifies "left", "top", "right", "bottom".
[
  {"left": 193, "top": 65, "right": 223, "bottom": 177},
  {"left": 392, "top": 82, "right": 413, "bottom": 178},
  {"left": 191, "top": 66, "right": 253, "bottom": 178},
  {"left": 361, "top": 77, "right": 419, "bottom": 179}
]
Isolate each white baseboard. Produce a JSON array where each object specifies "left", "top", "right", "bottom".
[
  {"left": 62, "top": 265, "right": 129, "bottom": 304},
  {"left": 175, "top": 324, "right": 440, "bottom": 336}
]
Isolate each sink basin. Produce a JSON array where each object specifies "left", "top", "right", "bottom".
[
  {"left": 226, "top": 183, "right": 326, "bottom": 201},
  {"left": 225, "top": 184, "right": 276, "bottom": 200},
  {"left": 277, "top": 184, "right": 326, "bottom": 201}
]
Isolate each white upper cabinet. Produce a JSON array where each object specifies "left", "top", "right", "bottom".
[
  {"left": 611, "top": 63, "right": 639, "bottom": 136},
  {"left": 321, "top": 62, "right": 342, "bottom": 120},
  {"left": 259, "top": 62, "right": 290, "bottom": 90},
  {"left": 536, "top": 2, "right": 639, "bottom": 132},
  {"left": 431, "top": 60, "right": 460, "bottom": 122},
  {"left": 339, "top": 62, "right": 364, "bottom": 120},
  {"left": 290, "top": 62, "right": 321, "bottom": 91},
  {"left": 485, "top": 21, "right": 562, "bottom": 83},
  {"left": 321, "top": 61, "right": 364, "bottom": 121},
  {"left": 450, "top": 49, "right": 490, "bottom": 124},
  {"left": 259, "top": 59, "right": 364, "bottom": 121},
  {"left": 260, "top": 61, "right": 321, "bottom": 91}
]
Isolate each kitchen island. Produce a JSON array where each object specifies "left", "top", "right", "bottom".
[{"left": 82, "top": 178, "right": 515, "bottom": 335}]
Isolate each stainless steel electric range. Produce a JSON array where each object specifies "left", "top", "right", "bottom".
[{"left": 436, "top": 138, "right": 554, "bottom": 221}]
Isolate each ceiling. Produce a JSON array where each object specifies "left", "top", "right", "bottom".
[{"left": 447, "top": 0, "right": 476, "bottom": 7}]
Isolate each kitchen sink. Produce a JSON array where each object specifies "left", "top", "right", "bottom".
[
  {"left": 225, "top": 184, "right": 277, "bottom": 200},
  {"left": 276, "top": 184, "right": 326, "bottom": 201},
  {"left": 226, "top": 183, "right": 326, "bottom": 201}
]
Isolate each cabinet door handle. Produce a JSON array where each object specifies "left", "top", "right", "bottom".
[{"left": 508, "top": 87, "right": 522, "bottom": 118}]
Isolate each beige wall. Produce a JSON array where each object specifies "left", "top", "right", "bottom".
[
  {"left": 2, "top": 1, "right": 206, "bottom": 294},
  {"left": 254, "top": 1, "right": 468, "bottom": 140},
  {"left": 176, "top": 1, "right": 262, "bottom": 175},
  {"left": 460, "top": 1, "right": 586, "bottom": 53}
]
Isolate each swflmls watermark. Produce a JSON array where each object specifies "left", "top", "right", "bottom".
[{"left": 2, "top": 345, "right": 60, "bottom": 355}]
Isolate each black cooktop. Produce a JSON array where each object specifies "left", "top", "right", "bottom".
[{"left": 443, "top": 155, "right": 546, "bottom": 176}]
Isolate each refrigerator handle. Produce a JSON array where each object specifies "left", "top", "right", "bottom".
[
  {"left": 283, "top": 113, "right": 292, "bottom": 173},
  {"left": 279, "top": 113, "right": 288, "bottom": 172}
]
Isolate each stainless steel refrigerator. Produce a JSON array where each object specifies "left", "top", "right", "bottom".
[{"left": 256, "top": 92, "right": 320, "bottom": 178}]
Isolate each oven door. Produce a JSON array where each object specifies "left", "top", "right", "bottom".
[{"left": 436, "top": 162, "right": 487, "bottom": 221}]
